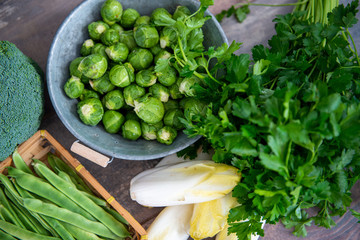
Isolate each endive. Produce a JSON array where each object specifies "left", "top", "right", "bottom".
[
  {"left": 190, "top": 193, "right": 238, "bottom": 240},
  {"left": 147, "top": 204, "right": 193, "bottom": 240},
  {"left": 130, "top": 160, "right": 241, "bottom": 207}
]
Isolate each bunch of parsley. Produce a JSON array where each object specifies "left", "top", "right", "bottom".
[{"left": 179, "top": 1, "right": 360, "bottom": 238}]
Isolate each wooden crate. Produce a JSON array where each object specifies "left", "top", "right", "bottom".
[{"left": 1, "top": 130, "right": 148, "bottom": 240}]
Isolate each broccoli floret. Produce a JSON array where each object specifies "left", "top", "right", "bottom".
[{"left": 0, "top": 41, "right": 45, "bottom": 161}]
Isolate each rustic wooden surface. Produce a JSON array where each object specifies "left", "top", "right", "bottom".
[{"left": 1, "top": 0, "right": 360, "bottom": 239}]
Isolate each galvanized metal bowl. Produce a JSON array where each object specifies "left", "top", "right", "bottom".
[{"left": 47, "top": 0, "right": 228, "bottom": 160}]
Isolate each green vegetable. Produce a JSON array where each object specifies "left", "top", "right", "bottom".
[
  {"left": 156, "top": 62, "right": 177, "bottom": 87},
  {"left": 0, "top": 41, "right": 44, "bottom": 161},
  {"left": 179, "top": 75, "right": 202, "bottom": 97},
  {"left": 91, "top": 43, "right": 108, "bottom": 60},
  {"left": 159, "top": 26, "right": 177, "bottom": 49},
  {"left": 119, "top": 30, "right": 138, "bottom": 51},
  {"left": 164, "top": 99, "right": 179, "bottom": 111},
  {"left": 134, "top": 15, "right": 151, "bottom": 27},
  {"left": 63, "top": 76, "right": 84, "bottom": 99},
  {"left": 151, "top": 8, "right": 175, "bottom": 26},
  {"left": 102, "top": 110, "right": 125, "bottom": 134},
  {"left": 69, "top": 57, "right": 83, "bottom": 78},
  {"left": 89, "top": 72, "right": 115, "bottom": 94},
  {"left": 77, "top": 98, "right": 104, "bottom": 126},
  {"left": 0, "top": 220, "right": 59, "bottom": 240},
  {"left": 121, "top": 8, "right": 140, "bottom": 28},
  {"left": 100, "top": 0, "right": 123, "bottom": 25},
  {"left": 156, "top": 126, "right": 177, "bottom": 145},
  {"left": 149, "top": 83, "right": 170, "bottom": 102},
  {"left": 102, "top": 89, "right": 124, "bottom": 110},
  {"left": 141, "top": 121, "right": 163, "bottom": 140},
  {"left": 109, "top": 64, "right": 134, "bottom": 87},
  {"left": 163, "top": 108, "right": 184, "bottom": 130},
  {"left": 134, "top": 24, "right": 160, "bottom": 48},
  {"left": 128, "top": 48, "right": 153, "bottom": 71},
  {"left": 135, "top": 68, "right": 157, "bottom": 87},
  {"left": 87, "top": 21, "right": 109, "bottom": 40},
  {"left": 105, "top": 42, "right": 129, "bottom": 63},
  {"left": 78, "top": 54, "right": 108, "bottom": 79},
  {"left": 122, "top": 119, "right": 142, "bottom": 140},
  {"left": 123, "top": 83, "right": 146, "bottom": 107},
  {"left": 173, "top": 5, "right": 191, "bottom": 20},
  {"left": 80, "top": 39, "right": 95, "bottom": 56},
  {"left": 134, "top": 94, "right": 165, "bottom": 124},
  {"left": 79, "top": 89, "right": 100, "bottom": 101},
  {"left": 100, "top": 28, "right": 120, "bottom": 46}
]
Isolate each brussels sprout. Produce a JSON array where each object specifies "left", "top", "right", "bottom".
[
  {"left": 195, "top": 56, "right": 207, "bottom": 73},
  {"left": 159, "top": 27, "right": 177, "bottom": 49},
  {"left": 78, "top": 54, "right": 108, "bottom": 79},
  {"left": 80, "top": 89, "right": 100, "bottom": 101},
  {"left": 164, "top": 99, "right": 179, "bottom": 111},
  {"left": 64, "top": 76, "right": 84, "bottom": 99},
  {"left": 149, "top": 83, "right": 170, "bottom": 102},
  {"left": 134, "top": 25, "right": 159, "bottom": 48},
  {"left": 105, "top": 42, "right": 129, "bottom": 63},
  {"left": 157, "top": 64, "right": 177, "bottom": 87},
  {"left": 179, "top": 75, "right": 202, "bottom": 97},
  {"left": 134, "top": 94, "right": 165, "bottom": 124},
  {"left": 101, "top": 0, "right": 123, "bottom": 24},
  {"left": 122, "top": 119, "right": 141, "bottom": 140},
  {"left": 89, "top": 72, "right": 115, "bottom": 94},
  {"left": 154, "top": 49, "right": 172, "bottom": 64},
  {"left": 121, "top": 8, "right": 140, "bottom": 28},
  {"left": 110, "top": 23, "right": 124, "bottom": 33},
  {"left": 134, "top": 16, "right": 151, "bottom": 27},
  {"left": 128, "top": 48, "right": 153, "bottom": 71},
  {"left": 102, "top": 89, "right": 125, "bottom": 110},
  {"left": 163, "top": 108, "right": 184, "bottom": 130},
  {"left": 173, "top": 5, "right": 191, "bottom": 20},
  {"left": 183, "top": 97, "right": 207, "bottom": 120},
  {"left": 156, "top": 126, "right": 177, "bottom": 145},
  {"left": 92, "top": 43, "right": 109, "bottom": 60},
  {"left": 77, "top": 98, "right": 104, "bottom": 126},
  {"left": 151, "top": 8, "right": 176, "bottom": 26},
  {"left": 141, "top": 121, "right": 163, "bottom": 140},
  {"left": 150, "top": 44, "right": 162, "bottom": 56},
  {"left": 88, "top": 21, "right": 110, "bottom": 40},
  {"left": 123, "top": 84, "right": 146, "bottom": 107},
  {"left": 80, "top": 39, "right": 95, "bottom": 56},
  {"left": 135, "top": 69, "right": 157, "bottom": 87},
  {"left": 123, "top": 62, "right": 135, "bottom": 73},
  {"left": 101, "top": 29, "right": 120, "bottom": 46},
  {"left": 119, "top": 30, "right": 138, "bottom": 51},
  {"left": 109, "top": 64, "right": 134, "bottom": 87},
  {"left": 125, "top": 111, "right": 140, "bottom": 121},
  {"left": 169, "top": 77, "right": 183, "bottom": 99},
  {"left": 69, "top": 57, "right": 84, "bottom": 78},
  {"left": 102, "top": 110, "right": 125, "bottom": 133}
]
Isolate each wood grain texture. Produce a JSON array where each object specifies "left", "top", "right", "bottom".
[{"left": 1, "top": 0, "right": 360, "bottom": 239}]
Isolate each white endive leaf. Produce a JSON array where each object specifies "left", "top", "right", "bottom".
[
  {"left": 147, "top": 204, "right": 193, "bottom": 240},
  {"left": 130, "top": 160, "right": 241, "bottom": 207},
  {"left": 190, "top": 193, "right": 238, "bottom": 240}
]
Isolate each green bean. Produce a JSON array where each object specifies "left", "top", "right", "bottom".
[
  {"left": 0, "top": 204, "right": 19, "bottom": 226},
  {"left": 43, "top": 216, "right": 75, "bottom": 240},
  {"left": 23, "top": 198, "right": 120, "bottom": 239},
  {"left": 0, "top": 228, "right": 17, "bottom": 240},
  {"left": 9, "top": 199, "right": 40, "bottom": 232},
  {"left": 12, "top": 149, "right": 33, "bottom": 174},
  {"left": 8, "top": 167, "right": 96, "bottom": 221},
  {"left": 0, "top": 219, "right": 60, "bottom": 240},
  {"left": 0, "top": 187, "right": 24, "bottom": 228},
  {"left": 33, "top": 162, "right": 130, "bottom": 238},
  {"left": 58, "top": 170, "right": 91, "bottom": 193},
  {"left": 103, "top": 206, "right": 128, "bottom": 226},
  {"left": 62, "top": 222, "right": 105, "bottom": 240}
]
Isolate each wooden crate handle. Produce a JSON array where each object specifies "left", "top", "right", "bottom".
[{"left": 70, "top": 141, "right": 111, "bottom": 168}]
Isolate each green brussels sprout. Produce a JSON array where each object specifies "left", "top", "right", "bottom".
[
  {"left": 169, "top": 77, "right": 183, "bottom": 99},
  {"left": 151, "top": 8, "right": 175, "bottom": 26},
  {"left": 80, "top": 89, "right": 100, "bottom": 101},
  {"left": 102, "top": 110, "right": 125, "bottom": 134},
  {"left": 89, "top": 72, "right": 115, "bottom": 94},
  {"left": 134, "top": 94, "right": 165, "bottom": 124},
  {"left": 173, "top": 5, "right": 191, "bottom": 20},
  {"left": 154, "top": 49, "right": 172, "bottom": 64},
  {"left": 122, "top": 119, "right": 141, "bottom": 140},
  {"left": 64, "top": 76, "right": 84, "bottom": 99},
  {"left": 77, "top": 98, "right": 104, "bottom": 126},
  {"left": 141, "top": 121, "right": 163, "bottom": 140},
  {"left": 179, "top": 75, "right": 202, "bottom": 97},
  {"left": 183, "top": 97, "right": 207, "bottom": 120},
  {"left": 159, "top": 27, "right": 177, "bottom": 49},
  {"left": 123, "top": 62, "right": 135, "bottom": 73},
  {"left": 134, "top": 16, "right": 151, "bottom": 27},
  {"left": 157, "top": 64, "right": 177, "bottom": 87},
  {"left": 123, "top": 84, "right": 146, "bottom": 107},
  {"left": 150, "top": 44, "right": 162, "bottom": 56},
  {"left": 81, "top": 75, "right": 91, "bottom": 84},
  {"left": 156, "top": 126, "right": 177, "bottom": 145},
  {"left": 109, "top": 64, "right": 134, "bottom": 88},
  {"left": 92, "top": 43, "right": 109, "bottom": 60},
  {"left": 110, "top": 23, "right": 124, "bottom": 33},
  {"left": 128, "top": 48, "right": 153, "bottom": 71},
  {"left": 101, "top": 29, "right": 120, "bottom": 46},
  {"left": 101, "top": 0, "right": 123, "bottom": 24},
  {"left": 121, "top": 8, "right": 140, "bottom": 28},
  {"left": 69, "top": 57, "right": 84, "bottom": 78},
  {"left": 88, "top": 21, "right": 110, "bottom": 40},
  {"left": 78, "top": 54, "right": 108, "bottom": 79},
  {"left": 119, "top": 30, "right": 138, "bottom": 51},
  {"left": 195, "top": 56, "right": 207, "bottom": 73},
  {"left": 125, "top": 111, "right": 140, "bottom": 121},
  {"left": 105, "top": 42, "right": 129, "bottom": 63},
  {"left": 149, "top": 83, "right": 170, "bottom": 102},
  {"left": 80, "top": 39, "right": 95, "bottom": 56},
  {"left": 163, "top": 108, "right": 184, "bottom": 130},
  {"left": 135, "top": 69, "right": 157, "bottom": 87},
  {"left": 134, "top": 25, "right": 159, "bottom": 48},
  {"left": 102, "top": 89, "right": 125, "bottom": 110},
  {"left": 164, "top": 99, "right": 179, "bottom": 111}
]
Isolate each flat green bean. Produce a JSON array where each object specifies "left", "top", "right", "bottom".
[
  {"left": 33, "top": 162, "right": 130, "bottom": 238},
  {"left": 0, "top": 204, "right": 20, "bottom": 226},
  {"left": 0, "top": 228, "right": 17, "bottom": 240},
  {"left": 0, "top": 187, "right": 24, "bottom": 228},
  {"left": 43, "top": 216, "right": 75, "bottom": 240},
  {"left": 12, "top": 149, "right": 33, "bottom": 174},
  {"left": 62, "top": 222, "right": 105, "bottom": 240},
  {"left": 0, "top": 219, "right": 60, "bottom": 240},
  {"left": 23, "top": 198, "right": 120, "bottom": 239},
  {"left": 103, "top": 206, "right": 128, "bottom": 226}
]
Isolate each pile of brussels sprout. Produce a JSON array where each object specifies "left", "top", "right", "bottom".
[{"left": 64, "top": 0, "right": 207, "bottom": 145}]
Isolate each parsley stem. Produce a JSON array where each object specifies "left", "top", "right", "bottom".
[
  {"left": 235, "top": 0, "right": 309, "bottom": 8},
  {"left": 345, "top": 28, "right": 360, "bottom": 66},
  {"left": 177, "top": 37, "right": 188, "bottom": 63}
]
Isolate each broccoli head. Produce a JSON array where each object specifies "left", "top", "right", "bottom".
[{"left": 0, "top": 41, "right": 45, "bottom": 161}]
